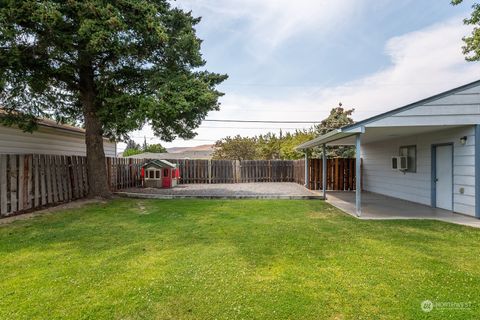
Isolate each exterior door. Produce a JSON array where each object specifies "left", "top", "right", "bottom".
[
  {"left": 162, "top": 169, "right": 171, "bottom": 188},
  {"left": 435, "top": 145, "right": 453, "bottom": 210}
]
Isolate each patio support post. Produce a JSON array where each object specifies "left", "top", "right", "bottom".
[
  {"left": 304, "top": 152, "right": 309, "bottom": 189},
  {"left": 322, "top": 144, "right": 327, "bottom": 199},
  {"left": 476, "top": 125, "right": 480, "bottom": 218},
  {"left": 355, "top": 134, "right": 362, "bottom": 216}
]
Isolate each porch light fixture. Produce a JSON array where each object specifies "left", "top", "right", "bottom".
[{"left": 460, "top": 136, "right": 468, "bottom": 145}]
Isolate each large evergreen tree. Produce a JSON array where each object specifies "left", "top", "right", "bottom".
[
  {"left": 313, "top": 106, "right": 355, "bottom": 158},
  {"left": 0, "top": 1, "right": 227, "bottom": 197}
]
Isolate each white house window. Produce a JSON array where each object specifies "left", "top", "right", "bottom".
[
  {"left": 399, "top": 145, "right": 416, "bottom": 173},
  {"left": 155, "top": 170, "right": 160, "bottom": 179}
]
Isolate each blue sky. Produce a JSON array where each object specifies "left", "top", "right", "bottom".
[{"left": 121, "top": 0, "right": 480, "bottom": 150}]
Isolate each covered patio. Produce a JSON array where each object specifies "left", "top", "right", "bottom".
[
  {"left": 298, "top": 125, "right": 473, "bottom": 216},
  {"left": 327, "top": 191, "right": 480, "bottom": 228},
  {"left": 296, "top": 80, "right": 480, "bottom": 224}
]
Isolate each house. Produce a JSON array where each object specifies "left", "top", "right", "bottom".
[
  {"left": 124, "top": 150, "right": 213, "bottom": 160},
  {"left": 124, "top": 145, "right": 214, "bottom": 160},
  {"left": 0, "top": 116, "right": 116, "bottom": 157},
  {"left": 142, "top": 160, "right": 179, "bottom": 188},
  {"left": 297, "top": 80, "right": 480, "bottom": 219}
]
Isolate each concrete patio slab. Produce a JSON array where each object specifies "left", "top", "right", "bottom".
[
  {"left": 327, "top": 191, "right": 480, "bottom": 228},
  {"left": 117, "top": 182, "right": 323, "bottom": 200}
]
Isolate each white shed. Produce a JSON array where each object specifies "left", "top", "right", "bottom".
[
  {"left": 297, "top": 80, "right": 480, "bottom": 220},
  {"left": 0, "top": 117, "right": 117, "bottom": 157}
]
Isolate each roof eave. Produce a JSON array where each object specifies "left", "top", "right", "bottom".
[
  {"left": 296, "top": 125, "right": 366, "bottom": 150},
  {"left": 296, "top": 129, "right": 342, "bottom": 150}
]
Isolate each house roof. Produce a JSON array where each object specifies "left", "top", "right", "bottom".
[
  {"left": 37, "top": 118, "right": 86, "bottom": 134},
  {"left": 142, "top": 159, "right": 177, "bottom": 169},
  {"left": 297, "top": 79, "right": 480, "bottom": 150},
  {"left": 0, "top": 108, "right": 115, "bottom": 141},
  {"left": 341, "top": 79, "right": 480, "bottom": 132},
  {"left": 0, "top": 108, "right": 86, "bottom": 134},
  {"left": 124, "top": 151, "right": 213, "bottom": 160}
]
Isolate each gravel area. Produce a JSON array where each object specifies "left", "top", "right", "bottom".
[{"left": 120, "top": 182, "right": 320, "bottom": 198}]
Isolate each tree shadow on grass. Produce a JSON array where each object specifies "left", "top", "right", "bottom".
[{"left": 0, "top": 199, "right": 232, "bottom": 257}]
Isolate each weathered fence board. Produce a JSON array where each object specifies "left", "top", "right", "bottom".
[
  {"left": 293, "top": 159, "right": 305, "bottom": 186},
  {"left": 0, "top": 154, "right": 139, "bottom": 217},
  {"left": 40, "top": 155, "right": 46, "bottom": 205},
  {"left": 107, "top": 158, "right": 143, "bottom": 191},
  {"left": 169, "top": 159, "right": 236, "bottom": 184},
  {"left": 10, "top": 155, "right": 18, "bottom": 212},
  {"left": 25, "top": 155, "right": 32, "bottom": 210},
  {"left": 167, "top": 159, "right": 303, "bottom": 184},
  {"left": 33, "top": 155, "right": 40, "bottom": 207},
  {"left": 239, "top": 160, "right": 296, "bottom": 183},
  {"left": 0, "top": 155, "right": 7, "bottom": 215}
]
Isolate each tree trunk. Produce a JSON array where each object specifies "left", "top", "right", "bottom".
[
  {"left": 84, "top": 108, "right": 111, "bottom": 198},
  {"left": 79, "top": 56, "right": 111, "bottom": 198}
]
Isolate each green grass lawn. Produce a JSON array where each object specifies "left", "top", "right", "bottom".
[{"left": 0, "top": 199, "right": 479, "bottom": 319}]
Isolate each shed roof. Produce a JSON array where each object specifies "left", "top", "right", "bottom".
[{"left": 142, "top": 159, "right": 177, "bottom": 169}]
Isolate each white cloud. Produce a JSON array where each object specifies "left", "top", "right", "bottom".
[
  {"left": 176, "top": 0, "right": 362, "bottom": 56},
  {"left": 118, "top": 16, "right": 480, "bottom": 152},
  {"left": 312, "top": 17, "right": 480, "bottom": 119},
  {"left": 218, "top": 16, "right": 480, "bottom": 119}
]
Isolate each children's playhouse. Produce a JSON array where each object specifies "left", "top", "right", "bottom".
[{"left": 142, "top": 160, "right": 179, "bottom": 188}]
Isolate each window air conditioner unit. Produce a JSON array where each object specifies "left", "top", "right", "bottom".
[{"left": 392, "top": 156, "right": 408, "bottom": 171}]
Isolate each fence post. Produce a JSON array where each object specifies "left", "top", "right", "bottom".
[
  {"left": 235, "top": 160, "right": 241, "bottom": 183},
  {"left": 304, "top": 153, "right": 309, "bottom": 189},
  {"left": 208, "top": 159, "right": 212, "bottom": 184}
]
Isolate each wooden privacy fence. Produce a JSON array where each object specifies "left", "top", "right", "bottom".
[
  {"left": 169, "top": 160, "right": 236, "bottom": 184},
  {"left": 240, "top": 160, "right": 295, "bottom": 183},
  {"left": 0, "top": 154, "right": 88, "bottom": 217},
  {"left": 293, "top": 159, "right": 306, "bottom": 186},
  {"left": 0, "top": 154, "right": 144, "bottom": 217},
  {"left": 164, "top": 159, "right": 356, "bottom": 188},
  {"left": 306, "top": 158, "right": 358, "bottom": 191},
  {"left": 0, "top": 155, "right": 358, "bottom": 217},
  {"left": 0, "top": 156, "right": 304, "bottom": 216},
  {"left": 169, "top": 159, "right": 305, "bottom": 184},
  {"left": 106, "top": 157, "right": 144, "bottom": 191}
]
